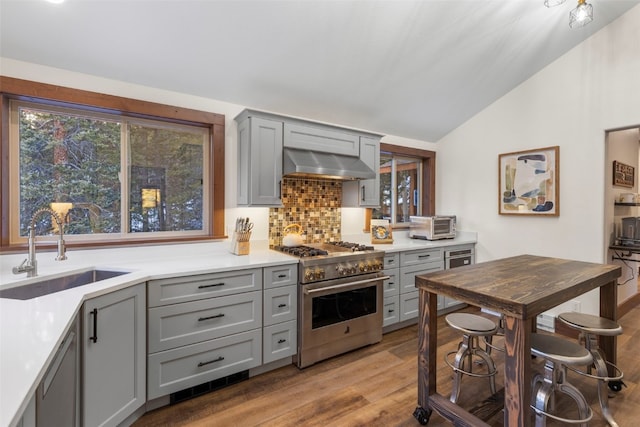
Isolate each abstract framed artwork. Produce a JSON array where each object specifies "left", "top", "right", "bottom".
[{"left": 499, "top": 146, "right": 559, "bottom": 216}]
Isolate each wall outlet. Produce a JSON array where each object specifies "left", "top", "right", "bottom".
[
  {"left": 537, "top": 314, "right": 555, "bottom": 332},
  {"left": 570, "top": 299, "right": 581, "bottom": 312}
]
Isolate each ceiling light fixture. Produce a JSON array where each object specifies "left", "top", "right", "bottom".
[
  {"left": 569, "top": 0, "right": 593, "bottom": 28},
  {"left": 544, "top": 0, "right": 566, "bottom": 7}
]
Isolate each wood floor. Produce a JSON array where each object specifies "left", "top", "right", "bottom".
[{"left": 133, "top": 305, "right": 640, "bottom": 426}]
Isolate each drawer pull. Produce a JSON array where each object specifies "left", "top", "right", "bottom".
[
  {"left": 278, "top": 339, "right": 287, "bottom": 344},
  {"left": 418, "top": 254, "right": 431, "bottom": 259},
  {"left": 198, "top": 313, "right": 225, "bottom": 321},
  {"left": 197, "top": 356, "right": 224, "bottom": 367},
  {"left": 388, "top": 309, "right": 395, "bottom": 313},
  {"left": 198, "top": 282, "right": 225, "bottom": 289},
  {"left": 277, "top": 274, "right": 287, "bottom": 278},
  {"left": 278, "top": 303, "right": 287, "bottom": 308},
  {"left": 388, "top": 282, "right": 395, "bottom": 285}
]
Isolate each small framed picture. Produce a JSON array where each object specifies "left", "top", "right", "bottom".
[
  {"left": 371, "top": 219, "right": 393, "bottom": 244},
  {"left": 613, "top": 160, "right": 634, "bottom": 188}
]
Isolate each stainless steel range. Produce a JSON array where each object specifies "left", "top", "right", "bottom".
[{"left": 274, "top": 242, "right": 387, "bottom": 368}]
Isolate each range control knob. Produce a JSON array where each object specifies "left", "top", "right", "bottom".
[
  {"left": 315, "top": 268, "right": 325, "bottom": 280},
  {"left": 304, "top": 268, "right": 316, "bottom": 281}
]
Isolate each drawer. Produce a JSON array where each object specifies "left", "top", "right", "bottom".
[
  {"left": 147, "top": 329, "right": 261, "bottom": 400},
  {"left": 400, "top": 261, "right": 443, "bottom": 293},
  {"left": 263, "top": 285, "right": 297, "bottom": 327},
  {"left": 264, "top": 264, "right": 298, "bottom": 289},
  {"left": 383, "top": 296, "right": 399, "bottom": 327},
  {"left": 263, "top": 320, "right": 297, "bottom": 364},
  {"left": 382, "top": 269, "right": 399, "bottom": 297},
  {"left": 383, "top": 253, "right": 399, "bottom": 269},
  {"left": 148, "top": 268, "right": 262, "bottom": 307},
  {"left": 148, "top": 291, "right": 262, "bottom": 353},
  {"left": 400, "top": 290, "right": 419, "bottom": 321},
  {"left": 400, "top": 248, "right": 443, "bottom": 267}
]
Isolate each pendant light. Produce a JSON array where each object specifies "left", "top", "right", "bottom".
[{"left": 569, "top": 0, "right": 594, "bottom": 28}]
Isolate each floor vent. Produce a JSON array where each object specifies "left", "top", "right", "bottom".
[{"left": 169, "top": 370, "right": 249, "bottom": 405}]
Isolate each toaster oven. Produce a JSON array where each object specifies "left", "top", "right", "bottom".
[{"left": 409, "top": 216, "right": 456, "bottom": 240}]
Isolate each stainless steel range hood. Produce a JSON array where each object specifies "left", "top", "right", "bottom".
[{"left": 283, "top": 148, "right": 375, "bottom": 180}]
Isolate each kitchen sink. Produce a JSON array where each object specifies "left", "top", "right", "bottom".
[{"left": 0, "top": 269, "right": 130, "bottom": 300}]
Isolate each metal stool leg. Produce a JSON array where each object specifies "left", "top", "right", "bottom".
[
  {"left": 472, "top": 346, "right": 497, "bottom": 395},
  {"left": 585, "top": 334, "right": 619, "bottom": 427},
  {"left": 450, "top": 336, "right": 471, "bottom": 403}
]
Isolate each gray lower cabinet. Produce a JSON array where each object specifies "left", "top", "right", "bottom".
[
  {"left": 37, "top": 314, "right": 79, "bottom": 427},
  {"left": 399, "top": 248, "right": 444, "bottom": 321},
  {"left": 82, "top": 284, "right": 146, "bottom": 427},
  {"left": 262, "top": 265, "right": 297, "bottom": 364},
  {"left": 147, "top": 269, "right": 264, "bottom": 400},
  {"left": 382, "top": 253, "right": 400, "bottom": 327}
]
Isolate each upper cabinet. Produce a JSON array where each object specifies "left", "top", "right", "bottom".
[
  {"left": 342, "top": 136, "right": 380, "bottom": 207},
  {"left": 235, "top": 109, "right": 382, "bottom": 207},
  {"left": 236, "top": 112, "right": 284, "bottom": 207}
]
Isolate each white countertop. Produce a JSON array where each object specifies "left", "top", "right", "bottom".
[{"left": 0, "top": 231, "right": 476, "bottom": 426}]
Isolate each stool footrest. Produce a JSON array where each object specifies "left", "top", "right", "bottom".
[
  {"left": 566, "top": 360, "right": 624, "bottom": 383},
  {"left": 530, "top": 404, "right": 593, "bottom": 425},
  {"left": 444, "top": 351, "right": 498, "bottom": 379}
]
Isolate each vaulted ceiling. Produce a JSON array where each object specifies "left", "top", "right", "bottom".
[{"left": 1, "top": 0, "right": 638, "bottom": 141}]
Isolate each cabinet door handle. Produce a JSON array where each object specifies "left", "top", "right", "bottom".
[
  {"left": 277, "top": 339, "right": 287, "bottom": 344},
  {"left": 418, "top": 254, "right": 430, "bottom": 259},
  {"left": 198, "top": 282, "right": 224, "bottom": 289},
  {"left": 278, "top": 303, "right": 287, "bottom": 308},
  {"left": 279, "top": 180, "right": 282, "bottom": 198},
  {"left": 198, "top": 313, "right": 225, "bottom": 321},
  {"left": 89, "top": 308, "right": 98, "bottom": 343},
  {"left": 361, "top": 186, "right": 365, "bottom": 202},
  {"left": 197, "top": 356, "right": 224, "bottom": 367}
]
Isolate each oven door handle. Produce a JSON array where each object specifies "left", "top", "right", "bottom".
[{"left": 304, "top": 276, "right": 390, "bottom": 295}]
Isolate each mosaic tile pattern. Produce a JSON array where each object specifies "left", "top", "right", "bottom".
[{"left": 269, "top": 177, "right": 342, "bottom": 247}]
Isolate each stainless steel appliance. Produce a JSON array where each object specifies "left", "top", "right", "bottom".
[
  {"left": 444, "top": 247, "right": 474, "bottom": 269},
  {"left": 274, "top": 242, "right": 387, "bottom": 368},
  {"left": 620, "top": 217, "right": 640, "bottom": 245},
  {"left": 409, "top": 215, "right": 456, "bottom": 240}
]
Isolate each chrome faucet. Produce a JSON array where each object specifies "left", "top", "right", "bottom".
[{"left": 12, "top": 208, "right": 68, "bottom": 277}]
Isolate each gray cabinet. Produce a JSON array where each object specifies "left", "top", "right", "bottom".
[
  {"left": 399, "top": 248, "right": 444, "bottom": 321},
  {"left": 283, "top": 122, "right": 360, "bottom": 156},
  {"left": 262, "top": 264, "right": 298, "bottom": 364},
  {"left": 37, "top": 314, "right": 79, "bottom": 427},
  {"left": 236, "top": 112, "right": 283, "bottom": 206},
  {"left": 343, "top": 136, "right": 381, "bottom": 207},
  {"left": 147, "top": 269, "right": 263, "bottom": 399},
  {"left": 82, "top": 284, "right": 146, "bottom": 427},
  {"left": 382, "top": 253, "right": 400, "bottom": 327}
]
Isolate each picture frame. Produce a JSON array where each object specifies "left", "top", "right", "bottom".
[
  {"left": 498, "top": 146, "right": 559, "bottom": 216},
  {"left": 370, "top": 219, "right": 393, "bottom": 244},
  {"left": 613, "top": 160, "right": 634, "bottom": 188}
]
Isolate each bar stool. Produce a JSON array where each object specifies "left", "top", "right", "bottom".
[
  {"left": 530, "top": 333, "right": 593, "bottom": 427},
  {"left": 558, "top": 312, "right": 625, "bottom": 427},
  {"left": 444, "top": 313, "right": 498, "bottom": 403}
]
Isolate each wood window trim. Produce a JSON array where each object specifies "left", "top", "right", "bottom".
[
  {"left": 0, "top": 76, "right": 226, "bottom": 252},
  {"left": 364, "top": 143, "right": 436, "bottom": 232}
]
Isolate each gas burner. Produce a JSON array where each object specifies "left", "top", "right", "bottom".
[
  {"left": 326, "top": 241, "right": 375, "bottom": 252},
  {"left": 273, "top": 245, "right": 329, "bottom": 257}
]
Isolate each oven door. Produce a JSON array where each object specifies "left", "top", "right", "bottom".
[{"left": 297, "top": 272, "right": 387, "bottom": 368}]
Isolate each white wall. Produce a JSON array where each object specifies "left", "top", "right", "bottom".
[{"left": 436, "top": 5, "right": 640, "bottom": 315}]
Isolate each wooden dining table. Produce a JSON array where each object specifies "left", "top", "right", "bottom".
[{"left": 413, "top": 254, "right": 621, "bottom": 427}]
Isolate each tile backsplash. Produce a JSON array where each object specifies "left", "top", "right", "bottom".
[{"left": 269, "top": 177, "right": 342, "bottom": 247}]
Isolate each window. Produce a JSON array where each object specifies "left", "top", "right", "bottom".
[
  {"left": 1, "top": 77, "right": 226, "bottom": 250},
  {"left": 371, "top": 144, "right": 435, "bottom": 227}
]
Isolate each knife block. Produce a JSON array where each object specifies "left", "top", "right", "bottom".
[{"left": 231, "top": 231, "right": 251, "bottom": 255}]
